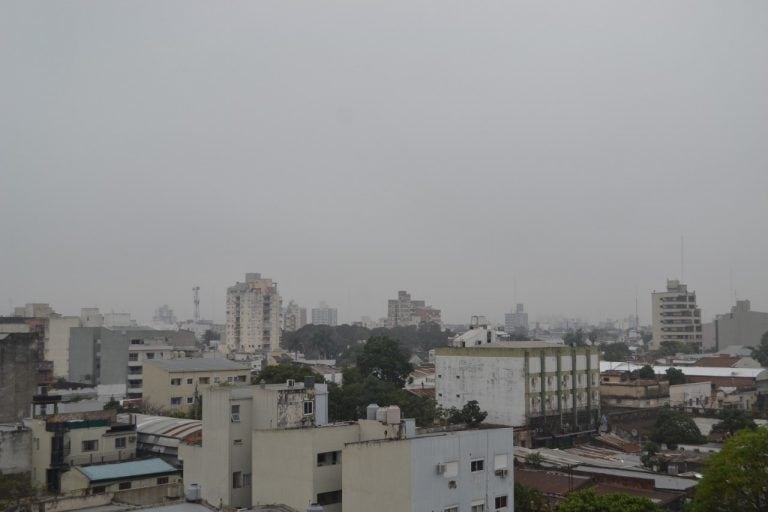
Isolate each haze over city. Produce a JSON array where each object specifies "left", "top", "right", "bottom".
[{"left": 2, "top": 1, "right": 767, "bottom": 325}]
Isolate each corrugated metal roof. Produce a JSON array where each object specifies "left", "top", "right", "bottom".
[
  {"left": 135, "top": 415, "right": 201, "bottom": 439},
  {"left": 600, "top": 361, "right": 768, "bottom": 379},
  {"left": 78, "top": 458, "right": 177, "bottom": 482}
]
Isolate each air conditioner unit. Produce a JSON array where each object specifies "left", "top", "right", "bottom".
[
  {"left": 231, "top": 414, "right": 241, "bottom": 423},
  {"left": 495, "top": 469, "right": 508, "bottom": 477},
  {"left": 436, "top": 463, "right": 447, "bottom": 475}
]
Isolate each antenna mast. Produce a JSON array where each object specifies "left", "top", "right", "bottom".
[{"left": 193, "top": 286, "right": 200, "bottom": 321}]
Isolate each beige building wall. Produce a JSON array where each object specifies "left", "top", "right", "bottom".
[
  {"left": 47, "top": 316, "right": 81, "bottom": 378},
  {"left": 60, "top": 469, "right": 181, "bottom": 494},
  {"left": 142, "top": 363, "right": 249, "bottom": 413},
  {"left": 342, "top": 439, "right": 412, "bottom": 512},
  {"left": 651, "top": 280, "right": 702, "bottom": 350}
]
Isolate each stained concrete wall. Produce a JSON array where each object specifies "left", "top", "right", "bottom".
[
  {"left": 0, "top": 333, "right": 40, "bottom": 423},
  {"left": 0, "top": 426, "right": 32, "bottom": 475}
]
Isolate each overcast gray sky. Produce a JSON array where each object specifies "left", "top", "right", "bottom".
[{"left": 2, "top": 1, "right": 767, "bottom": 326}]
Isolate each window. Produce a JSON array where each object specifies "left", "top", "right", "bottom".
[
  {"left": 82, "top": 440, "right": 98, "bottom": 452},
  {"left": 243, "top": 473, "right": 251, "bottom": 487},
  {"left": 444, "top": 507, "right": 459, "bottom": 512},
  {"left": 494, "top": 495, "right": 508, "bottom": 509},
  {"left": 228, "top": 376, "right": 234, "bottom": 383},
  {"left": 171, "top": 378, "right": 181, "bottom": 386},
  {"left": 115, "top": 437, "right": 126, "bottom": 449},
  {"left": 187, "top": 397, "right": 195, "bottom": 404},
  {"left": 187, "top": 378, "right": 193, "bottom": 385},
  {"left": 235, "top": 375, "right": 247, "bottom": 383},
  {"left": 199, "top": 377, "right": 210, "bottom": 384},
  {"left": 303, "top": 400, "right": 314, "bottom": 415},
  {"left": 171, "top": 397, "right": 182, "bottom": 406},
  {"left": 448, "top": 480, "right": 457, "bottom": 489},
  {"left": 128, "top": 353, "right": 138, "bottom": 361},
  {"left": 130, "top": 339, "right": 143, "bottom": 345},
  {"left": 231, "top": 404, "right": 240, "bottom": 414},
  {"left": 146, "top": 352, "right": 155, "bottom": 359},
  {"left": 471, "top": 505, "right": 485, "bottom": 512},
  {"left": 316, "top": 490, "right": 342, "bottom": 506},
  {"left": 232, "top": 471, "right": 242, "bottom": 489},
  {"left": 157, "top": 477, "right": 169, "bottom": 485},
  {"left": 317, "top": 451, "right": 341, "bottom": 466},
  {"left": 234, "top": 439, "right": 243, "bottom": 446},
  {"left": 92, "top": 486, "right": 106, "bottom": 494},
  {"left": 471, "top": 459, "right": 485, "bottom": 472},
  {"left": 214, "top": 377, "right": 221, "bottom": 384},
  {"left": 119, "top": 482, "right": 132, "bottom": 490}
]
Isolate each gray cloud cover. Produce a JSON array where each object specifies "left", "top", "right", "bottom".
[{"left": 1, "top": 1, "right": 767, "bottom": 325}]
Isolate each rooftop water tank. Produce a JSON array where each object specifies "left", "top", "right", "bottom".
[
  {"left": 386, "top": 405, "right": 401, "bottom": 425},
  {"left": 366, "top": 403, "right": 379, "bottom": 420},
  {"left": 185, "top": 483, "right": 201, "bottom": 502},
  {"left": 375, "top": 407, "right": 388, "bottom": 423}
]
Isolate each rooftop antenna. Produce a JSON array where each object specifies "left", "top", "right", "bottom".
[
  {"left": 193, "top": 286, "right": 200, "bottom": 321},
  {"left": 680, "top": 235, "right": 685, "bottom": 283}
]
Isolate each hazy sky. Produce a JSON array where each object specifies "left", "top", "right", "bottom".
[{"left": 2, "top": 1, "right": 767, "bottom": 326}]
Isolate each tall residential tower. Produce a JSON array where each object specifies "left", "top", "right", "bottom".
[
  {"left": 225, "top": 273, "right": 282, "bottom": 353},
  {"left": 651, "top": 279, "right": 702, "bottom": 350}
]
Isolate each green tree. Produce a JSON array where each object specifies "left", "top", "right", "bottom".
[
  {"left": 659, "top": 340, "right": 700, "bottom": 356},
  {"left": 711, "top": 409, "right": 756, "bottom": 436},
  {"left": 103, "top": 396, "right": 121, "bottom": 411},
  {"left": 446, "top": 400, "right": 487, "bottom": 427},
  {"left": 602, "top": 342, "right": 631, "bottom": 362},
  {"left": 750, "top": 330, "right": 768, "bottom": 367},
  {"left": 0, "top": 474, "right": 38, "bottom": 512},
  {"left": 252, "top": 364, "right": 326, "bottom": 385},
  {"left": 637, "top": 365, "right": 656, "bottom": 380},
  {"left": 558, "top": 490, "right": 661, "bottom": 512},
  {"left": 514, "top": 482, "right": 549, "bottom": 512},
  {"left": 664, "top": 367, "right": 686, "bottom": 385},
  {"left": 357, "top": 336, "right": 413, "bottom": 388},
  {"left": 563, "top": 329, "right": 587, "bottom": 347},
  {"left": 650, "top": 408, "right": 705, "bottom": 448},
  {"left": 690, "top": 427, "right": 768, "bottom": 512}
]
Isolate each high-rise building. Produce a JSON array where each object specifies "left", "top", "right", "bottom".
[
  {"left": 387, "top": 291, "right": 441, "bottom": 327},
  {"left": 651, "top": 280, "right": 702, "bottom": 350},
  {"left": 505, "top": 303, "right": 529, "bottom": 335},
  {"left": 283, "top": 300, "right": 307, "bottom": 332},
  {"left": 702, "top": 300, "right": 768, "bottom": 352},
  {"left": 225, "top": 273, "right": 282, "bottom": 353},
  {"left": 152, "top": 305, "right": 177, "bottom": 327},
  {"left": 311, "top": 301, "right": 338, "bottom": 326}
]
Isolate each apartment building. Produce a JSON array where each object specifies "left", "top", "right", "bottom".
[
  {"left": 311, "top": 302, "right": 338, "bottom": 326},
  {"left": 505, "top": 303, "right": 529, "bottom": 335},
  {"left": 436, "top": 343, "right": 601, "bottom": 446},
  {"left": 1, "top": 332, "right": 43, "bottom": 423},
  {"left": 702, "top": 300, "right": 768, "bottom": 351},
  {"left": 24, "top": 410, "right": 137, "bottom": 492},
  {"left": 651, "top": 280, "right": 702, "bottom": 350},
  {"left": 180, "top": 381, "right": 329, "bottom": 508},
  {"left": 59, "top": 457, "right": 180, "bottom": 496},
  {"left": 343, "top": 426, "right": 515, "bottom": 512},
  {"left": 387, "top": 290, "right": 441, "bottom": 327},
  {"left": 225, "top": 273, "right": 282, "bottom": 354},
  {"left": 142, "top": 359, "right": 251, "bottom": 414},
  {"left": 283, "top": 300, "right": 307, "bottom": 332}
]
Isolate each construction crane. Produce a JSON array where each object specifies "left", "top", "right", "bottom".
[{"left": 192, "top": 286, "right": 200, "bottom": 321}]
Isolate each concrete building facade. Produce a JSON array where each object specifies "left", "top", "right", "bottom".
[
  {"left": 283, "top": 300, "right": 307, "bottom": 332},
  {"left": 436, "top": 343, "right": 601, "bottom": 444},
  {"left": 0, "top": 332, "right": 43, "bottom": 423},
  {"left": 702, "top": 300, "right": 768, "bottom": 352},
  {"left": 387, "top": 290, "right": 441, "bottom": 327},
  {"left": 180, "top": 381, "right": 329, "bottom": 509},
  {"left": 142, "top": 359, "right": 250, "bottom": 414},
  {"left": 343, "top": 427, "right": 515, "bottom": 512},
  {"left": 651, "top": 280, "right": 702, "bottom": 350},
  {"left": 311, "top": 302, "right": 338, "bottom": 326},
  {"left": 505, "top": 303, "right": 529, "bottom": 335},
  {"left": 225, "top": 273, "right": 282, "bottom": 354}
]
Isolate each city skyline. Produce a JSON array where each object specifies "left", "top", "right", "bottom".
[{"left": 2, "top": 1, "right": 767, "bottom": 327}]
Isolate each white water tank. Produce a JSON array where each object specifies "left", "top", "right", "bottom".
[
  {"left": 386, "top": 405, "right": 401, "bottom": 425},
  {"left": 185, "top": 483, "right": 201, "bottom": 502},
  {"left": 376, "top": 407, "right": 388, "bottom": 423},
  {"left": 366, "top": 404, "right": 379, "bottom": 420}
]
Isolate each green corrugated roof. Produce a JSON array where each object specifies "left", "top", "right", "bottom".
[{"left": 78, "top": 458, "right": 177, "bottom": 482}]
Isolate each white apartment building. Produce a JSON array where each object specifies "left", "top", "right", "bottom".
[
  {"left": 225, "top": 273, "right": 282, "bottom": 354},
  {"left": 436, "top": 343, "right": 601, "bottom": 445},
  {"left": 343, "top": 426, "right": 515, "bottom": 512},
  {"left": 651, "top": 280, "right": 702, "bottom": 350},
  {"left": 311, "top": 302, "right": 338, "bottom": 326},
  {"left": 180, "top": 381, "right": 329, "bottom": 508},
  {"left": 283, "top": 300, "right": 307, "bottom": 332}
]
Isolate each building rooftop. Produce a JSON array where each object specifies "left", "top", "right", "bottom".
[
  {"left": 77, "top": 458, "right": 177, "bottom": 482},
  {"left": 601, "top": 361, "right": 768, "bottom": 380},
  {"left": 145, "top": 358, "right": 250, "bottom": 373},
  {"left": 133, "top": 415, "right": 202, "bottom": 440},
  {"left": 515, "top": 469, "right": 592, "bottom": 496}
]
